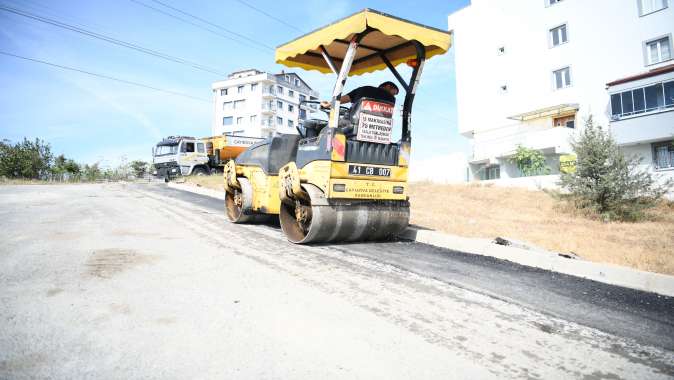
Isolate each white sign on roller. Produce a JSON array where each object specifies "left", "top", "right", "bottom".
[{"left": 356, "top": 114, "right": 393, "bottom": 144}]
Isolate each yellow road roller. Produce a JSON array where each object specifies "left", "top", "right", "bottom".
[{"left": 224, "top": 8, "right": 451, "bottom": 243}]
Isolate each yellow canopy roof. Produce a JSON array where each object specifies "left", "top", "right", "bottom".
[{"left": 275, "top": 9, "right": 452, "bottom": 76}]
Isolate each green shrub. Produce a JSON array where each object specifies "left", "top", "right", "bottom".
[
  {"left": 559, "top": 116, "right": 673, "bottom": 221},
  {"left": 509, "top": 145, "right": 551, "bottom": 177}
]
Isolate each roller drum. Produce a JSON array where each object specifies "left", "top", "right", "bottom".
[
  {"left": 225, "top": 177, "right": 271, "bottom": 224},
  {"left": 280, "top": 184, "right": 409, "bottom": 244}
]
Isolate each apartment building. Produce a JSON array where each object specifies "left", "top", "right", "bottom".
[
  {"left": 448, "top": 0, "right": 674, "bottom": 183},
  {"left": 211, "top": 69, "right": 319, "bottom": 137}
]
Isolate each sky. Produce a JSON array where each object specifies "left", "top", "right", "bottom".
[{"left": 0, "top": 0, "right": 471, "bottom": 168}]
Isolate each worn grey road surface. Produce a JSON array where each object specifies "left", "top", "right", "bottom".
[{"left": 1, "top": 183, "right": 673, "bottom": 379}]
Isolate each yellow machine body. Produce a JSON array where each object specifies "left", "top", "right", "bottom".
[{"left": 297, "top": 161, "right": 408, "bottom": 200}]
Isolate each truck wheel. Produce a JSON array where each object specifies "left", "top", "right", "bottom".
[{"left": 193, "top": 167, "right": 207, "bottom": 176}]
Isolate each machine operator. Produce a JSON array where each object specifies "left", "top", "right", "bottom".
[{"left": 320, "top": 81, "right": 399, "bottom": 109}]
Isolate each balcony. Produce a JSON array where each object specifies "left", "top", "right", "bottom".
[
  {"left": 261, "top": 103, "right": 277, "bottom": 114},
  {"left": 610, "top": 108, "right": 674, "bottom": 145},
  {"left": 472, "top": 127, "right": 575, "bottom": 163},
  {"left": 261, "top": 87, "right": 276, "bottom": 98}
]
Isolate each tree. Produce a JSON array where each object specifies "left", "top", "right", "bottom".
[
  {"left": 559, "top": 116, "right": 673, "bottom": 221},
  {"left": 63, "top": 159, "right": 81, "bottom": 178},
  {"left": 509, "top": 145, "right": 551, "bottom": 177},
  {"left": 0, "top": 138, "right": 53, "bottom": 179},
  {"left": 82, "top": 163, "right": 102, "bottom": 182},
  {"left": 129, "top": 160, "right": 149, "bottom": 178}
]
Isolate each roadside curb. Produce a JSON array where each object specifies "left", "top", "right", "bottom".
[
  {"left": 167, "top": 181, "right": 225, "bottom": 200},
  {"left": 400, "top": 227, "right": 674, "bottom": 298},
  {"left": 165, "top": 181, "right": 674, "bottom": 298}
]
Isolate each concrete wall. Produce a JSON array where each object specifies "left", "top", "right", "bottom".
[
  {"left": 480, "top": 175, "right": 562, "bottom": 191},
  {"left": 621, "top": 143, "right": 674, "bottom": 197}
]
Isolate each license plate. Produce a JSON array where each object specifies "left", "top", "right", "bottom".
[{"left": 348, "top": 164, "right": 391, "bottom": 177}]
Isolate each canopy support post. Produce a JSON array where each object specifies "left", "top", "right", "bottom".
[
  {"left": 319, "top": 45, "right": 339, "bottom": 75},
  {"left": 379, "top": 54, "right": 410, "bottom": 93},
  {"left": 401, "top": 41, "right": 426, "bottom": 143},
  {"left": 328, "top": 37, "right": 359, "bottom": 129}
]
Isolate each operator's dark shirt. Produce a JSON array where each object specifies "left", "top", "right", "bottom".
[{"left": 346, "top": 86, "right": 395, "bottom": 105}]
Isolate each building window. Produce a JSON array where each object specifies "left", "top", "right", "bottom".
[
  {"left": 276, "top": 117, "right": 283, "bottom": 125},
  {"left": 553, "top": 67, "right": 571, "bottom": 89},
  {"left": 554, "top": 115, "right": 575, "bottom": 128},
  {"left": 480, "top": 165, "right": 500, "bottom": 180},
  {"left": 644, "top": 36, "right": 672, "bottom": 65},
  {"left": 237, "top": 85, "right": 244, "bottom": 94},
  {"left": 277, "top": 86, "right": 283, "bottom": 95},
  {"left": 277, "top": 100, "right": 283, "bottom": 109},
  {"left": 299, "top": 94, "right": 306, "bottom": 103},
  {"left": 250, "top": 115, "right": 257, "bottom": 124},
  {"left": 665, "top": 81, "right": 674, "bottom": 106},
  {"left": 653, "top": 141, "right": 674, "bottom": 169},
  {"left": 236, "top": 117, "right": 244, "bottom": 125},
  {"left": 223, "top": 116, "right": 233, "bottom": 126},
  {"left": 233, "top": 100, "right": 245, "bottom": 109},
  {"left": 220, "top": 88, "right": 228, "bottom": 96},
  {"left": 250, "top": 83, "right": 258, "bottom": 91},
  {"left": 638, "top": 0, "right": 668, "bottom": 16},
  {"left": 611, "top": 80, "right": 674, "bottom": 119},
  {"left": 288, "top": 120, "right": 294, "bottom": 128},
  {"left": 285, "top": 75, "right": 290, "bottom": 82},
  {"left": 550, "top": 24, "right": 568, "bottom": 47},
  {"left": 288, "top": 104, "right": 294, "bottom": 112},
  {"left": 288, "top": 90, "right": 294, "bottom": 97},
  {"left": 197, "top": 143, "right": 205, "bottom": 153},
  {"left": 299, "top": 109, "right": 307, "bottom": 119},
  {"left": 223, "top": 101, "right": 232, "bottom": 110},
  {"left": 295, "top": 78, "right": 300, "bottom": 86}
]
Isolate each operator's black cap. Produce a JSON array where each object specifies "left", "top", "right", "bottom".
[{"left": 379, "top": 81, "right": 399, "bottom": 92}]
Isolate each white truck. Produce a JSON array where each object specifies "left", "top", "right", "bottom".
[{"left": 152, "top": 135, "right": 262, "bottom": 181}]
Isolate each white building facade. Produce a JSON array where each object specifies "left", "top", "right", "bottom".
[
  {"left": 211, "top": 69, "right": 319, "bottom": 138},
  {"left": 448, "top": 0, "right": 674, "bottom": 183}
]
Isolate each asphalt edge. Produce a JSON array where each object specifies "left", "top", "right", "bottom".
[
  {"left": 168, "top": 181, "right": 225, "bottom": 200},
  {"left": 402, "top": 228, "right": 674, "bottom": 297},
  {"left": 168, "top": 181, "right": 674, "bottom": 298}
]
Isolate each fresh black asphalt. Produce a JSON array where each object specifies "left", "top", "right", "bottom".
[{"left": 139, "top": 182, "right": 674, "bottom": 351}]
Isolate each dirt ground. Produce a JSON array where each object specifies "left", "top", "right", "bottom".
[
  {"left": 187, "top": 176, "right": 674, "bottom": 275},
  {"left": 409, "top": 182, "right": 674, "bottom": 275}
]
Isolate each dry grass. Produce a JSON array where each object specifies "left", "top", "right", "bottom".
[
  {"left": 185, "top": 175, "right": 225, "bottom": 191},
  {"left": 409, "top": 182, "right": 674, "bottom": 275},
  {"left": 187, "top": 175, "right": 674, "bottom": 275}
]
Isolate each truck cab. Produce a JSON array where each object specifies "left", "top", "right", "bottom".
[{"left": 152, "top": 136, "right": 210, "bottom": 181}]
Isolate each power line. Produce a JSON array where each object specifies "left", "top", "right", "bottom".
[
  {"left": 0, "top": 4, "right": 227, "bottom": 76},
  {"left": 129, "top": 0, "right": 270, "bottom": 54},
  {"left": 0, "top": 50, "right": 211, "bottom": 103},
  {"left": 234, "top": 0, "right": 303, "bottom": 33},
  {"left": 147, "top": 0, "right": 275, "bottom": 50}
]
